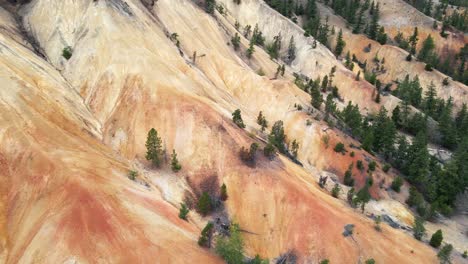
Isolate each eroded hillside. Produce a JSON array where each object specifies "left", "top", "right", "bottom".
[{"left": 0, "top": 0, "right": 466, "bottom": 263}]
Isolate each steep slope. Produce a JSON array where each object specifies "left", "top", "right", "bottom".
[
  {"left": 319, "top": 2, "right": 468, "bottom": 111},
  {"left": 13, "top": 0, "right": 445, "bottom": 262},
  {"left": 0, "top": 5, "right": 222, "bottom": 264}
]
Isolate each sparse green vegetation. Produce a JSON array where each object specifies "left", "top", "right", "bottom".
[
  {"left": 128, "top": 170, "right": 138, "bottom": 181},
  {"left": 62, "top": 46, "right": 73, "bottom": 60},
  {"left": 179, "top": 203, "right": 189, "bottom": 220},
  {"left": 334, "top": 142, "right": 345, "bottom": 154},
  {"left": 331, "top": 183, "right": 341, "bottom": 198},
  {"left": 215, "top": 223, "right": 244, "bottom": 264}
]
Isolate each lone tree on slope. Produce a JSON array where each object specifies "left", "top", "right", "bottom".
[{"left": 146, "top": 128, "right": 163, "bottom": 167}]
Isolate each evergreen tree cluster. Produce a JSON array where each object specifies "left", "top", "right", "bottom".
[{"left": 333, "top": 99, "right": 468, "bottom": 216}]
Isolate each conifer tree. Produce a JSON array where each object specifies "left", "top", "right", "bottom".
[
  {"left": 413, "top": 217, "right": 426, "bottom": 240},
  {"left": 220, "top": 183, "right": 228, "bottom": 201},
  {"left": 430, "top": 230, "right": 443, "bottom": 248},
  {"left": 257, "top": 111, "right": 268, "bottom": 132},
  {"left": 146, "top": 128, "right": 164, "bottom": 167},
  {"left": 171, "top": 149, "right": 182, "bottom": 172},
  {"left": 232, "top": 109, "right": 246, "bottom": 128},
  {"left": 418, "top": 35, "right": 436, "bottom": 62},
  {"left": 197, "top": 192, "right": 212, "bottom": 216},
  {"left": 179, "top": 203, "right": 189, "bottom": 220},
  {"left": 287, "top": 36, "right": 296, "bottom": 63},
  {"left": 335, "top": 29, "right": 346, "bottom": 56}
]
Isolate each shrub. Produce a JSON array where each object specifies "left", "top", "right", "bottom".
[
  {"left": 240, "top": 143, "right": 259, "bottom": 164},
  {"left": 344, "top": 163, "right": 355, "bottom": 187},
  {"left": 374, "top": 216, "right": 382, "bottom": 232},
  {"left": 62, "top": 46, "right": 73, "bottom": 60},
  {"left": 429, "top": 230, "right": 443, "bottom": 248},
  {"left": 322, "top": 135, "right": 330, "bottom": 148},
  {"left": 334, "top": 142, "right": 345, "bottom": 153},
  {"left": 331, "top": 183, "right": 341, "bottom": 198},
  {"left": 437, "top": 244, "right": 453, "bottom": 264},
  {"left": 250, "top": 255, "right": 269, "bottom": 264},
  {"left": 179, "top": 203, "right": 189, "bottom": 220},
  {"left": 382, "top": 164, "right": 391, "bottom": 172},
  {"left": 319, "top": 260, "right": 329, "bottom": 264},
  {"left": 216, "top": 223, "right": 244, "bottom": 264},
  {"left": 128, "top": 170, "right": 138, "bottom": 181},
  {"left": 442, "top": 78, "right": 449, "bottom": 86},
  {"left": 412, "top": 217, "right": 426, "bottom": 240},
  {"left": 198, "top": 222, "right": 214, "bottom": 247},
  {"left": 368, "top": 161, "right": 377, "bottom": 172},
  {"left": 357, "top": 160, "right": 364, "bottom": 171},
  {"left": 197, "top": 192, "right": 212, "bottom": 216},
  {"left": 462, "top": 251, "right": 467, "bottom": 258},
  {"left": 365, "top": 259, "right": 376, "bottom": 264},
  {"left": 220, "top": 183, "right": 228, "bottom": 201},
  {"left": 391, "top": 176, "right": 403, "bottom": 192},
  {"left": 350, "top": 151, "right": 355, "bottom": 157},
  {"left": 424, "top": 63, "right": 433, "bottom": 71},
  {"left": 263, "top": 142, "right": 276, "bottom": 159}
]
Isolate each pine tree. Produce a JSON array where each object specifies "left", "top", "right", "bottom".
[
  {"left": 269, "top": 121, "right": 287, "bottom": 154},
  {"left": 355, "top": 185, "right": 371, "bottom": 212},
  {"left": 197, "top": 192, "right": 212, "bottom": 216},
  {"left": 392, "top": 105, "right": 401, "bottom": 128},
  {"left": 423, "top": 82, "right": 437, "bottom": 117},
  {"left": 231, "top": 33, "right": 241, "bottom": 51},
  {"left": 321, "top": 75, "right": 329, "bottom": 92},
  {"left": 325, "top": 94, "right": 336, "bottom": 118},
  {"left": 409, "top": 27, "right": 419, "bottom": 55},
  {"left": 246, "top": 42, "right": 255, "bottom": 58},
  {"left": 430, "top": 230, "right": 443, "bottom": 248},
  {"left": 418, "top": 35, "right": 436, "bottom": 62},
  {"left": 368, "top": 2, "right": 380, "bottom": 40},
  {"left": 206, "top": 0, "right": 216, "bottom": 14},
  {"left": 257, "top": 111, "right": 268, "bottom": 132},
  {"left": 344, "top": 162, "right": 355, "bottom": 186},
  {"left": 310, "top": 84, "right": 323, "bottom": 109},
  {"left": 439, "top": 98, "right": 457, "bottom": 149},
  {"left": 408, "top": 132, "right": 430, "bottom": 184},
  {"left": 335, "top": 29, "right": 346, "bottom": 56},
  {"left": 437, "top": 244, "right": 453, "bottom": 264},
  {"left": 171, "top": 149, "right": 182, "bottom": 172},
  {"left": 198, "top": 222, "right": 214, "bottom": 247},
  {"left": 287, "top": 36, "right": 296, "bottom": 63},
  {"left": 146, "top": 128, "right": 164, "bottom": 167},
  {"left": 179, "top": 203, "right": 189, "bottom": 220},
  {"left": 413, "top": 217, "right": 426, "bottom": 240},
  {"left": 232, "top": 109, "right": 246, "bottom": 128},
  {"left": 220, "top": 183, "right": 228, "bottom": 201}
]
